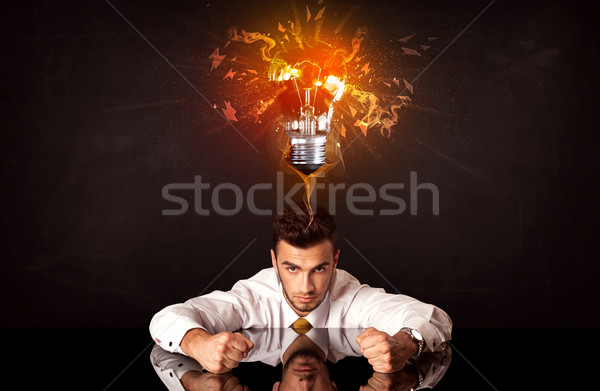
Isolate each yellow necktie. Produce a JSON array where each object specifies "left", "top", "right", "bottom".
[{"left": 291, "top": 318, "right": 312, "bottom": 334}]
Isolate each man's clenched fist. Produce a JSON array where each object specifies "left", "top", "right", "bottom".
[
  {"left": 356, "top": 327, "right": 418, "bottom": 373},
  {"left": 181, "top": 371, "right": 249, "bottom": 391},
  {"left": 181, "top": 329, "right": 254, "bottom": 374}
]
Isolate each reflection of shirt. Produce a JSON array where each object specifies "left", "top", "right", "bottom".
[
  {"left": 150, "top": 345, "right": 201, "bottom": 391},
  {"left": 414, "top": 348, "right": 452, "bottom": 390},
  {"left": 240, "top": 328, "right": 363, "bottom": 366},
  {"left": 150, "top": 268, "right": 451, "bottom": 355}
]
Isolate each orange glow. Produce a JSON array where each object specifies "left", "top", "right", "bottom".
[{"left": 326, "top": 75, "right": 339, "bottom": 84}]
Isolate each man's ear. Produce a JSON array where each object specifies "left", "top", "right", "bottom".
[
  {"left": 333, "top": 249, "right": 340, "bottom": 269},
  {"left": 271, "top": 249, "right": 277, "bottom": 270},
  {"left": 272, "top": 381, "right": 280, "bottom": 391}
]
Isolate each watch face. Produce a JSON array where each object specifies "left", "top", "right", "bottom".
[{"left": 411, "top": 329, "right": 423, "bottom": 341}]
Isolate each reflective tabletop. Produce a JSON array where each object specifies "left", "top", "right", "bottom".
[
  {"left": 151, "top": 328, "right": 451, "bottom": 390},
  {"left": 8, "top": 328, "right": 590, "bottom": 389}
]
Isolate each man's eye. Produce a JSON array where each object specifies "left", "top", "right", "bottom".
[
  {"left": 287, "top": 267, "right": 296, "bottom": 272},
  {"left": 314, "top": 267, "right": 324, "bottom": 272}
]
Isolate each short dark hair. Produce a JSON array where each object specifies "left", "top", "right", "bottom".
[{"left": 273, "top": 204, "right": 337, "bottom": 253}]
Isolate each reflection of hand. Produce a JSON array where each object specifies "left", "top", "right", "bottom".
[
  {"left": 359, "top": 370, "right": 419, "bottom": 391},
  {"left": 180, "top": 370, "right": 250, "bottom": 391},
  {"left": 181, "top": 329, "right": 255, "bottom": 374},
  {"left": 356, "top": 327, "right": 417, "bottom": 373}
]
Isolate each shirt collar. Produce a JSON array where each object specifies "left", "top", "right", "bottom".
[
  {"left": 279, "top": 327, "right": 330, "bottom": 362},
  {"left": 305, "top": 291, "right": 330, "bottom": 328}
]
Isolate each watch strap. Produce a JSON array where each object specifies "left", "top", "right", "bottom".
[{"left": 400, "top": 327, "right": 424, "bottom": 356}]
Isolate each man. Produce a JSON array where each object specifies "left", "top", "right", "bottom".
[{"left": 150, "top": 205, "right": 452, "bottom": 374}]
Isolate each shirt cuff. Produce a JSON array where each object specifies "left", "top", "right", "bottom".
[
  {"left": 150, "top": 345, "right": 204, "bottom": 391},
  {"left": 153, "top": 317, "right": 207, "bottom": 354},
  {"left": 402, "top": 318, "right": 446, "bottom": 353}
]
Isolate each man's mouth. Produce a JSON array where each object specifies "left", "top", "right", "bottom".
[
  {"left": 296, "top": 296, "right": 316, "bottom": 303},
  {"left": 293, "top": 364, "right": 317, "bottom": 374}
]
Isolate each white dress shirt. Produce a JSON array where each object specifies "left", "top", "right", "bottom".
[
  {"left": 149, "top": 267, "right": 452, "bottom": 355},
  {"left": 238, "top": 327, "right": 363, "bottom": 366}
]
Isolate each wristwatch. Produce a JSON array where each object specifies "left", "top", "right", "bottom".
[
  {"left": 406, "top": 363, "right": 424, "bottom": 391},
  {"left": 400, "top": 327, "right": 424, "bottom": 356}
]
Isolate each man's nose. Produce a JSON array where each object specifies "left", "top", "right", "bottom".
[{"left": 301, "top": 273, "right": 315, "bottom": 293}]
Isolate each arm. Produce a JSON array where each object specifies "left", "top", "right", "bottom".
[
  {"left": 149, "top": 288, "right": 252, "bottom": 353},
  {"left": 353, "top": 287, "right": 452, "bottom": 353},
  {"left": 351, "top": 286, "right": 451, "bottom": 373}
]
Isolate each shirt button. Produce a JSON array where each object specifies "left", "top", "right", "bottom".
[{"left": 169, "top": 341, "right": 173, "bottom": 347}]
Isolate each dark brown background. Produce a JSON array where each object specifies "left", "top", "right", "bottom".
[{"left": 2, "top": 0, "right": 598, "bottom": 329}]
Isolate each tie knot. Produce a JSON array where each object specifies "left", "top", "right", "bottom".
[{"left": 291, "top": 318, "right": 312, "bottom": 334}]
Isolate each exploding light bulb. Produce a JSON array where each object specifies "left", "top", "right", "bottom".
[{"left": 269, "top": 45, "right": 347, "bottom": 174}]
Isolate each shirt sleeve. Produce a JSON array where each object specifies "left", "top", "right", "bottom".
[
  {"left": 149, "top": 287, "right": 251, "bottom": 354},
  {"left": 351, "top": 286, "right": 452, "bottom": 353},
  {"left": 416, "top": 346, "right": 452, "bottom": 389}
]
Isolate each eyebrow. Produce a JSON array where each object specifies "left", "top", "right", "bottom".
[{"left": 280, "top": 261, "right": 331, "bottom": 270}]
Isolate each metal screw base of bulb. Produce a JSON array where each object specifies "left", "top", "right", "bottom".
[{"left": 288, "top": 135, "right": 327, "bottom": 175}]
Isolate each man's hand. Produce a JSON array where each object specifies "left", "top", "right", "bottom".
[
  {"left": 356, "top": 327, "right": 418, "bottom": 373},
  {"left": 180, "top": 370, "right": 249, "bottom": 391},
  {"left": 359, "top": 370, "right": 419, "bottom": 391},
  {"left": 180, "top": 329, "right": 254, "bottom": 374}
]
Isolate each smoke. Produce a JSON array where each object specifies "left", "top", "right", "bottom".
[
  {"left": 345, "top": 85, "right": 407, "bottom": 136},
  {"left": 329, "top": 26, "right": 367, "bottom": 65},
  {"left": 250, "top": 97, "right": 276, "bottom": 123},
  {"left": 227, "top": 27, "right": 276, "bottom": 61}
]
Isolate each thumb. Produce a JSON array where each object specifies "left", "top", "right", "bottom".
[{"left": 238, "top": 333, "right": 255, "bottom": 352}]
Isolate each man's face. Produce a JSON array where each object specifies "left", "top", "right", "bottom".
[
  {"left": 271, "top": 240, "right": 339, "bottom": 317},
  {"left": 275, "top": 349, "right": 337, "bottom": 391}
]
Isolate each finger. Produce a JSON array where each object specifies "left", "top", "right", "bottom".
[
  {"left": 363, "top": 338, "right": 391, "bottom": 356},
  {"left": 214, "top": 348, "right": 240, "bottom": 372},
  {"left": 356, "top": 327, "right": 378, "bottom": 344},
  {"left": 232, "top": 333, "right": 255, "bottom": 353},
  {"left": 213, "top": 343, "right": 240, "bottom": 370},
  {"left": 362, "top": 344, "right": 384, "bottom": 360},
  {"left": 359, "top": 333, "right": 387, "bottom": 352},
  {"left": 367, "top": 375, "right": 385, "bottom": 389},
  {"left": 221, "top": 354, "right": 241, "bottom": 371},
  {"left": 223, "top": 375, "right": 241, "bottom": 391},
  {"left": 367, "top": 355, "right": 387, "bottom": 370},
  {"left": 365, "top": 350, "right": 392, "bottom": 371},
  {"left": 224, "top": 346, "right": 245, "bottom": 362}
]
